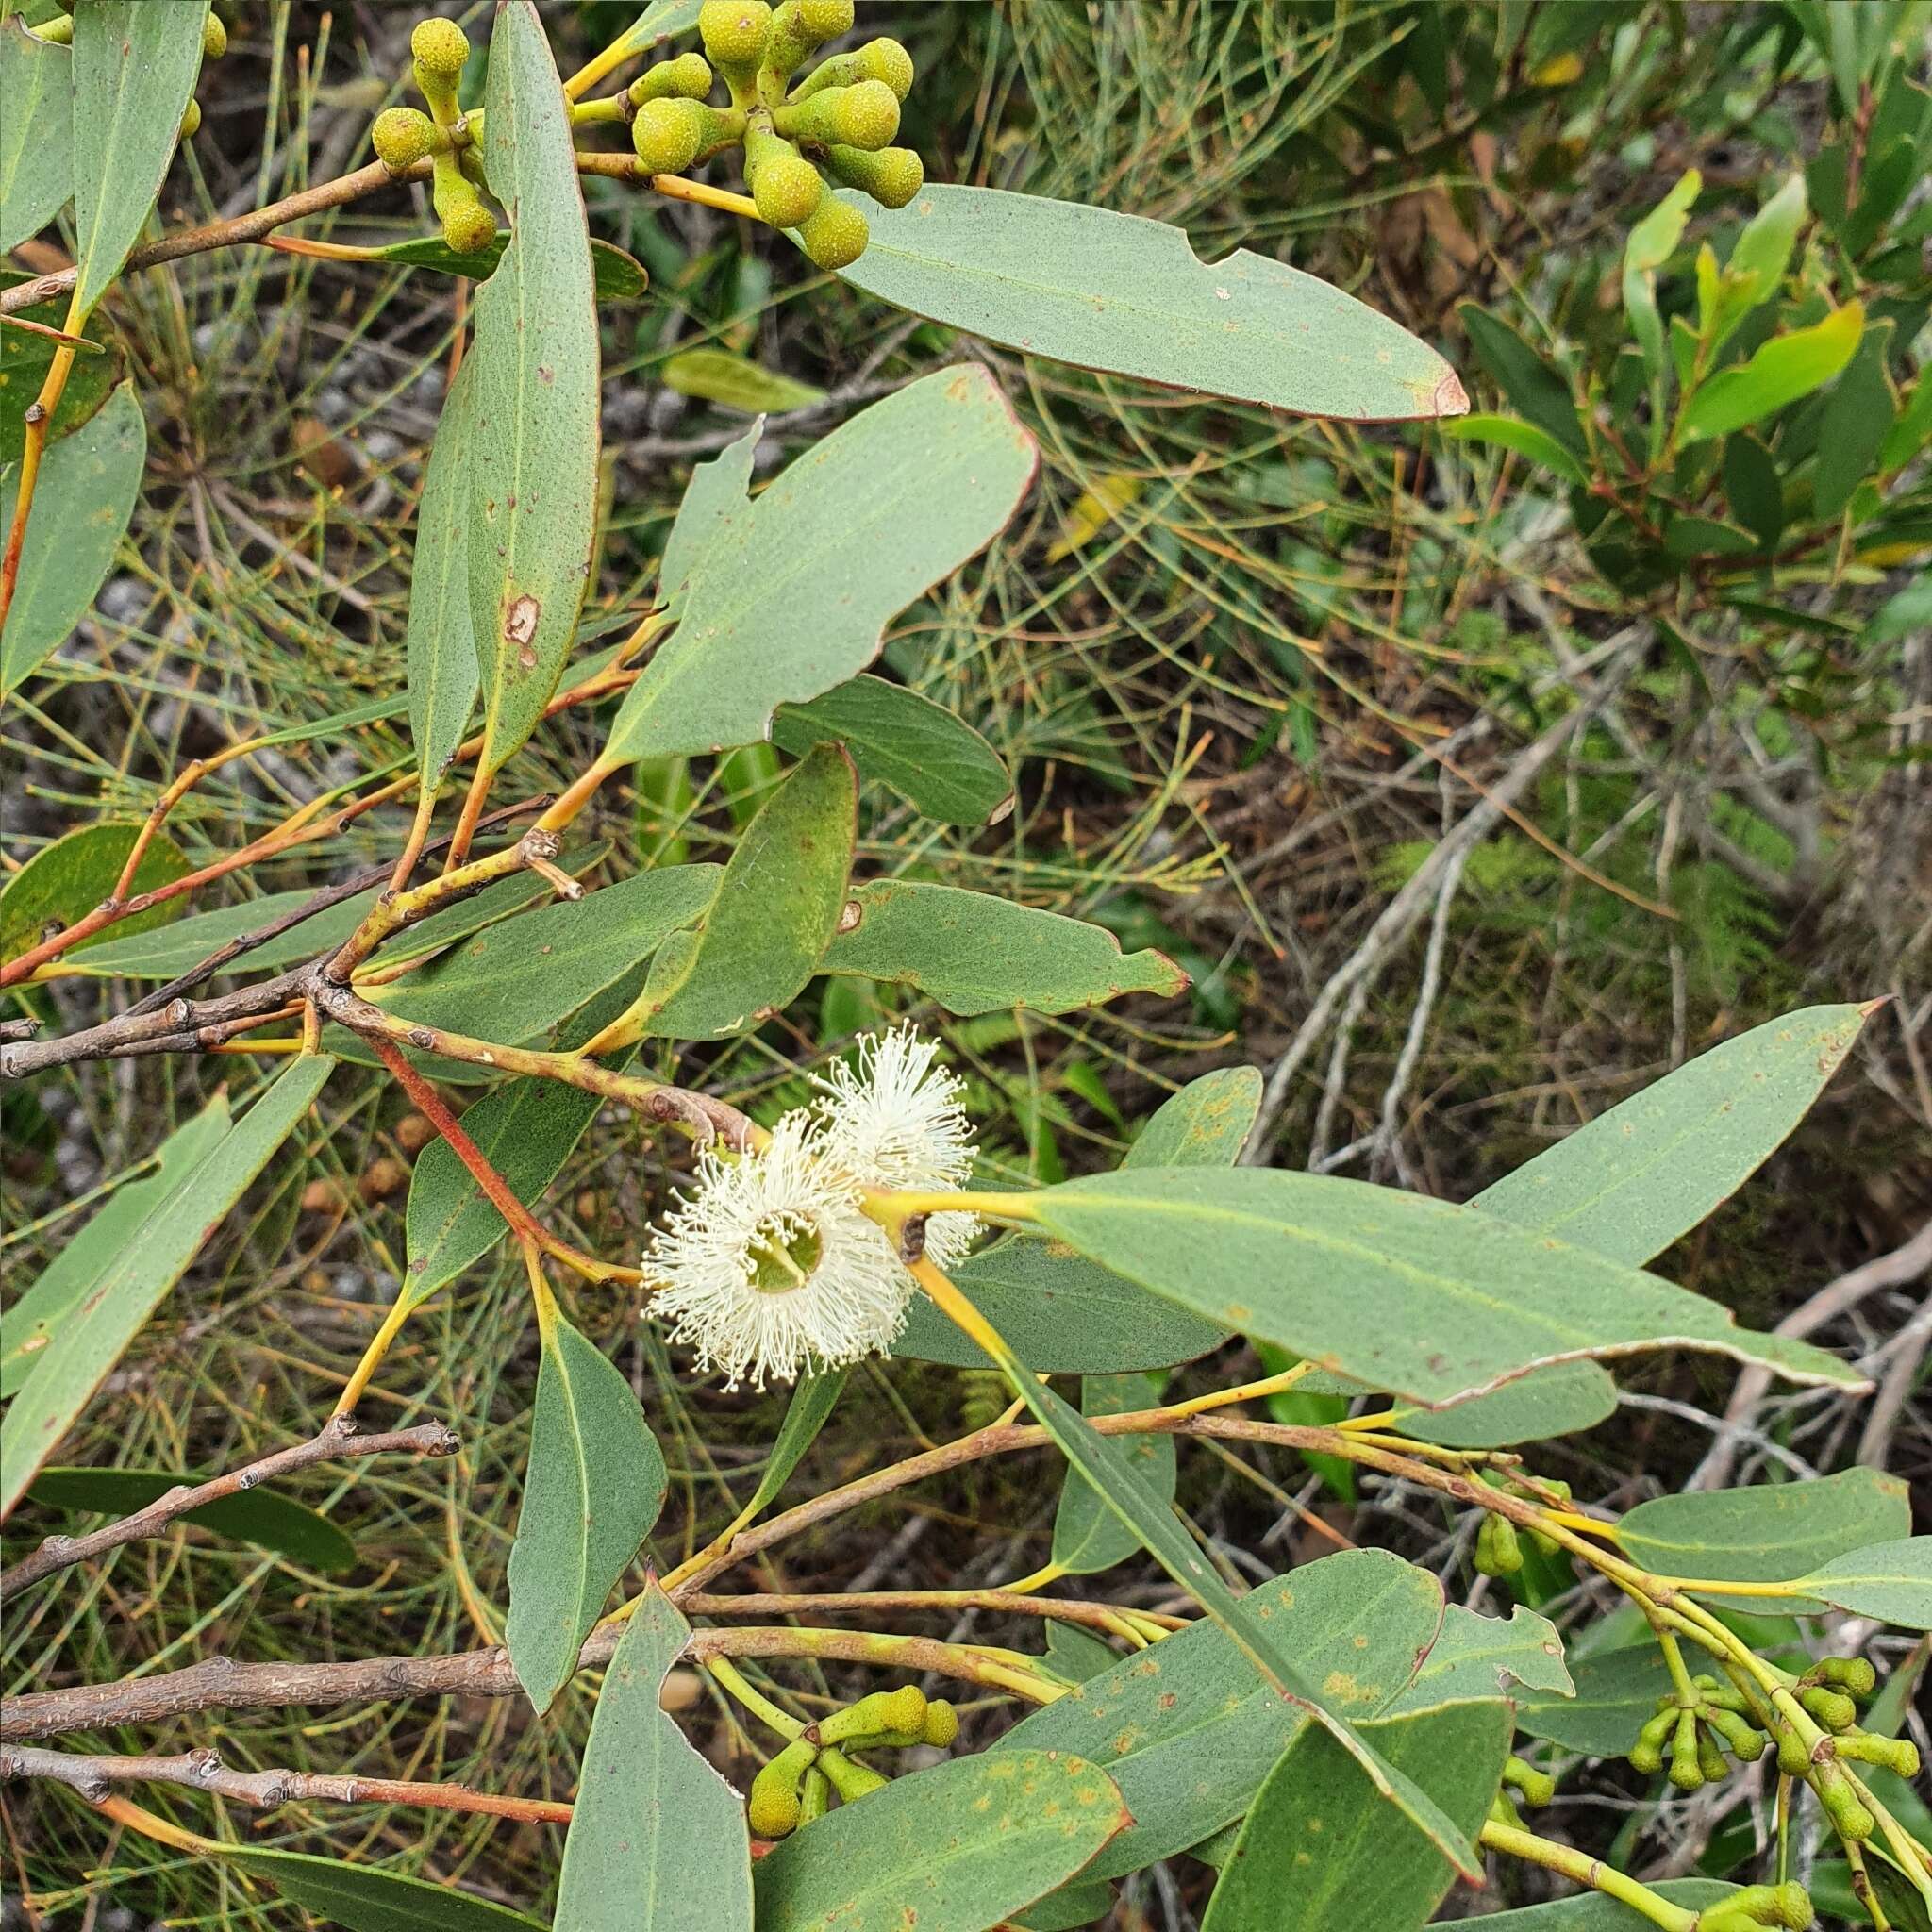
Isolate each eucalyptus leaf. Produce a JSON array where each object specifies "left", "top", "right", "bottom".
[
  {"left": 1457, "top": 1882, "right": 1739, "bottom": 1928},
  {"left": 1382, "top": 1605, "right": 1573, "bottom": 1715},
  {"left": 0, "top": 20, "right": 70, "bottom": 255},
  {"left": 1790, "top": 1539, "right": 1932, "bottom": 1629},
  {"left": 408, "top": 355, "right": 480, "bottom": 787},
  {"left": 739, "top": 1370, "right": 848, "bottom": 1522},
  {"left": 658, "top": 427, "right": 756, "bottom": 604},
  {"left": 326, "top": 231, "right": 648, "bottom": 302},
  {"left": 663, "top": 347, "right": 825, "bottom": 413},
  {"left": 1514, "top": 1646, "right": 1673, "bottom": 1757},
  {"left": 0, "top": 272, "right": 122, "bottom": 463},
  {"left": 1052, "top": 1373, "right": 1174, "bottom": 1576},
  {"left": 0, "top": 818, "right": 189, "bottom": 968},
  {"left": 225, "top": 1846, "right": 546, "bottom": 1931}
]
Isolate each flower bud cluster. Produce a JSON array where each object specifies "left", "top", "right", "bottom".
[{"left": 745, "top": 1686, "right": 958, "bottom": 1839}]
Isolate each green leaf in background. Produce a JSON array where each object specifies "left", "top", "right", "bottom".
[
  {"left": 1618, "top": 1468, "right": 1911, "bottom": 1610},
  {"left": 1724, "top": 174, "right": 1807, "bottom": 324},
  {"left": 1678, "top": 301, "right": 1865, "bottom": 444},
  {"left": 1457, "top": 1884, "right": 1740, "bottom": 1929},
  {"left": 0, "top": 380, "right": 146, "bottom": 693},
  {"left": 896, "top": 1069, "right": 1253, "bottom": 1370},
  {"left": 771, "top": 675, "right": 1013, "bottom": 826},
  {"left": 1473, "top": 1003, "right": 1872, "bottom": 1264},
  {"left": 1000, "top": 1549, "right": 1445, "bottom": 1882},
  {"left": 1515, "top": 1645, "right": 1673, "bottom": 1757},
  {"left": 1722, "top": 433, "right": 1784, "bottom": 550},
  {"left": 1441, "top": 414, "right": 1586, "bottom": 485},
  {"left": 308, "top": 231, "right": 649, "bottom": 302},
  {"left": 821, "top": 880, "right": 1185, "bottom": 1017},
  {"left": 25, "top": 1465, "right": 356, "bottom": 1574},
  {"left": 1052, "top": 1372, "right": 1175, "bottom": 1576},
  {"left": 468, "top": 0, "right": 602, "bottom": 775},
  {"left": 1043, "top": 1620, "right": 1118, "bottom": 1685},
  {"left": 0, "top": 274, "right": 123, "bottom": 464},
  {"left": 0, "top": 1097, "right": 231, "bottom": 1399},
  {"left": 1814, "top": 317, "right": 1896, "bottom": 520},
  {"left": 1790, "top": 1539, "right": 1932, "bottom": 1629},
  {"left": 505, "top": 1307, "right": 668, "bottom": 1713},
  {"left": 738, "top": 1369, "right": 847, "bottom": 1522},
  {"left": 67, "top": 1, "right": 206, "bottom": 316},
  {"left": 556, "top": 1585, "right": 753, "bottom": 1931},
  {"left": 602, "top": 365, "right": 1036, "bottom": 761},
  {"left": 356, "top": 865, "right": 720, "bottom": 1074},
  {"left": 662, "top": 347, "right": 826, "bottom": 414},
  {"left": 752, "top": 1748, "right": 1127, "bottom": 1932},
  {"left": 1457, "top": 306, "right": 1586, "bottom": 456},
  {"left": 1026, "top": 1167, "right": 1860, "bottom": 1407},
  {"left": 0, "top": 1056, "right": 331, "bottom": 1520},
  {"left": 1383, "top": 1605, "right": 1573, "bottom": 1715},
  {"left": 1200, "top": 1698, "right": 1512, "bottom": 1932},
  {"left": 1012, "top": 1879, "right": 1114, "bottom": 1932},
  {"left": 1390, "top": 1359, "right": 1618, "bottom": 1449},
  {"left": 0, "top": 815, "right": 188, "bottom": 968},
  {"left": 225, "top": 1846, "right": 546, "bottom": 1932},
  {"left": 658, "top": 426, "right": 756, "bottom": 604},
  {"left": 407, "top": 356, "right": 480, "bottom": 788},
  {"left": 839, "top": 188, "right": 1467, "bottom": 423},
  {"left": 579, "top": 0, "right": 706, "bottom": 81},
  {"left": 0, "top": 20, "right": 70, "bottom": 254},
  {"left": 1622, "top": 169, "right": 1699, "bottom": 379}
]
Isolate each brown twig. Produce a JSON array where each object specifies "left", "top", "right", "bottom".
[
  {"left": 0, "top": 1416, "right": 458, "bottom": 1595},
  {"left": 0, "top": 969, "right": 313, "bottom": 1078}
]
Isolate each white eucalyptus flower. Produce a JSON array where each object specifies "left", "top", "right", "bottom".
[
  {"left": 644, "top": 1112, "right": 910, "bottom": 1391},
  {"left": 813, "top": 1025, "right": 982, "bottom": 1268}
]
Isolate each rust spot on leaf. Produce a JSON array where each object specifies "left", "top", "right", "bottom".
[{"left": 506, "top": 593, "right": 541, "bottom": 670}]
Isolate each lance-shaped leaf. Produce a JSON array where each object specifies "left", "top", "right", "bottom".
[
  {"left": 287, "top": 231, "right": 648, "bottom": 302},
  {"left": 68, "top": 2, "right": 205, "bottom": 315},
  {"left": 0, "top": 23, "right": 68, "bottom": 253},
  {"left": 592, "top": 742, "right": 857, "bottom": 1047},
  {"left": 753, "top": 1748, "right": 1127, "bottom": 1932},
  {"left": 408, "top": 356, "right": 480, "bottom": 787},
  {"left": 1457, "top": 1886, "right": 1741, "bottom": 1930},
  {"left": 0, "top": 1056, "right": 332, "bottom": 1520},
  {"left": 504, "top": 1307, "right": 668, "bottom": 1713},
  {"left": 557, "top": 1585, "right": 753, "bottom": 1931},
  {"left": 1, "top": 379, "right": 145, "bottom": 693},
  {"left": 822, "top": 880, "right": 1184, "bottom": 1017},
  {"left": 602, "top": 365, "right": 1035, "bottom": 761},
  {"left": 1200, "top": 1699, "right": 1512, "bottom": 1932},
  {"left": 1515, "top": 1646, "right": 1674, "bottom": 1757},
  {"left": 664, "top": 347, "right": 825, "bottom": 414},
  {"left": 1382, "top": 1605, "right": 1573, "bottom": 1716},
  {"left": 1052, "top": 1372, "right": 1174, "bottom": 1576},
  {"left": 225, "top": 1845, "right": 546, "bottom": 1932},
  {"left": 468, "top": 0, "right": 601, "bottom": 774},
  {"left": 738, "top": 1369, "right": 847, "bottom": 1523},
  {"left": 1789, "top": 1539, "right": 1932, "bottom": 1629},
  {"left": 1618, "top": 1469, "right": 1911, "bottom": 1612},
  {"left": 835, "top": 188, "right": 1467, "bottom": 423},
  {"left": 771, "top": 675, "right": 1012, "bottom": 826},
  {"left": 658, "top": 427, "right": 756, "bottom": 603},
  {"left": 0, "top": 273, "right": 124, "bottom": 462},
  {"left": 1678, "top": 301, "right": 1866, "bottom": 444},
  {"left": 1024, "top": 1167, "right": 1863, "bottom": 1407}
]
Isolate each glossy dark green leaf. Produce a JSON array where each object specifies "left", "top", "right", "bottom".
[
  {"left": 0, "top": 273, "right": 122, "bottom": 464},
  {"left": 1514, "top": 1645, "right": 1672, "bottom": 1757},
  {"left": 468, "top": 0, "right": 602, "bottom": 774},
  {"left": 771, "top": 675, "right": 1012, "bottom": 826},
  {"left": 0, "top": 1057, "right": 332, "bottom": 1519},
  {"left": 0, "top": 380, "right": 145, "bottom": 693},
  {"left": 1814, "top": 317, "right": 1896, "bottom": 519},
  {"left": 1457, "top": 1884, "right": 1738, "bottom": 1928},
  {"left": 225, "top": 1846, "right": 545, "bottom": 1932},
  {"left": 663, "top": 347, "right": 825, "bottom": 413},
  {"left": 1382, "top": 1605, "right": 1572, "bottom": 1715},
  {"left": 821, "top": 880, "right": 1185, "bottom": 1017},
  {"left": 609, "top": 743, "right": 857, "bottom": 1043},
  {"left": 1791, "top": 1539, "right": 1932, "bottom": 1629},
  {"left": 505, "top": 1309, "right": 668, "bottom": 1713},
  {"left": 335, "top": 231, "right": 649, "bottom": 302},
  {"left": 1473, "top": 1004, "right": 1872, "bottom": 1265},
  {"left": 0, "top": 1098, "right": 231, "bottom": 1400},
  {"left": 556, "top": 1584, "right": 753, "bottom": 1930},
  {"left": 1200, "top": 1699, "right": 1512, "bottom": 1932},
  {"left": 753, "top": 1748, "right": 1128, "bottom": 1932},
  {"left": 408, "top": 355, "right": 480, "bottom": 787},
  {"left": 0, "top": 817, "right": 189, "bottom": 967},
  {"left": 999, "top": 1549, "right": 1445, "bottom": 1882},
  {"left": 1052, "top": 1372, "right": 1174, "bottom": 1576},
  {"left": 1441, "top": 413, "right": 1586, "bottom": 485},
  {"left": 1619, "top": 1469, "right": 1911, "bottom": 1611},
  {"left": 1722, "top": 434, "right": 1784, "bottom": 549},
  {"left": 896, "top": 1071, "right": 1252, "bottom": 1371},
  {"left": 1457, "top": 305, "right": 1585, "bottom": 454},
  {"left": 839, "top": 189, "right": 1466, "bottom": 423},
  {"left": 68, "top": 2, "right": 205, "bottom": 315},
  {"left": 0, "top": 21, "right": 70, "bottom": 253},
  {"left": 25, "top": 1465, "right": 355, "bottom": 1574},
  {"left": 603, "top": 366, "right": 1035, "bottom": 761}
]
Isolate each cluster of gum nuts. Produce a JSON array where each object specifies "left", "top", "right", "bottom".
[
  {"left": 368, "top": 4, "right": 920, "bottom": 272},
  {"left": 746, "top": 1685, "right": 958, "bottom": 1839}
]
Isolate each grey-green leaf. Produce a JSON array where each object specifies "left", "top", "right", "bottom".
[
  {"left": 821, "top": 880, "right": 1185, "bottom": 1017},
  {"left": 1382, "top": 1605, "right": 1573, "bottom": 1716},
  {"left": 0, "top": 1056, "right": 332, "bottom": 1520},
  {"left": 504, "top": 1311, "right": 668, "bottom": 1713},
  {"left": 1790, "top": 1539, "right": 1932, "bottom": 1629},
  {"left": 602, "top": 365, "right": 1035, "bottom": 761},
  {"left": 69, "top": 2, "right": 206, "bottom": 315},
  {"left": 1457, "top": 1887, "right": 1740, "bottom": 1930},
  {"left": 1515, "top": 1646, "right": 1673, "bottom": 1757},
  {"left": 0, "top": 379, "right": 145, "bottom": 693},
  {"left": 836, "top": 188, "right": 1467, "bottom": 423},
  {"left": 1026, "top": 1167, "right": 1862, "bottom": 1407},
  {"left": 753, "top": 1748, "right": 1128, "bottom": 1932},
  {"left": 468, "top": 0, "right": 602, "bottom": 774},
  {"left": 771, "top": 675, "right": 1012, "bottom": 826},
  {"left": 556, "top": 1584, "right": 753, "bottom": 1931},
  {"left": 225, "top": 1845, "right": 546, "bottom": 1932},
  {"left": 658, "top": 427, "right": 756, "bottom": 604},
  {"left": 408, "top": 356, "right": 480, "bottom": 787},
  {"left": 1473, "top": 1003, "right": 1873, "bottom": 1265},
  {"left": 740, "top": 1369, "right": 848, "bottom": 1523},
  {"left": 1052, "top": 1373, "right": 1174, "bottom": 1576},
  {"left": 0, "top": 20, "right": 70, "bottom": 255}
]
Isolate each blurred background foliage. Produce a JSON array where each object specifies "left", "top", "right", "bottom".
[{"left": 3, "top": 1, "right": 1928, "bottom": 1924}]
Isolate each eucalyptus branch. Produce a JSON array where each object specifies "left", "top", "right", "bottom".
[{"left": 0, "top": 1416, "right": 458, "bottom": 1595}]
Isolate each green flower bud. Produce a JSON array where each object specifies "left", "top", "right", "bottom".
[
  {"left": 179, "top": 98, "right": 202, "bottom": 139},
  {"left": 747, "top": 1737, "right": 817, "bottom": 1839},
  {"left": 1474, "top": 1512, "right": 1524, "bottom": 1577},
  {"left": 880, "top": 1685, "right": 928, "bottom": 1739},
  {"left": 1817, "top": 1657, "right": 1876, "bottom": 1700},
  {"left": 1487, "top": 1791, "right": 1523, "bottom": 1829},
  {"left": 373, "top": 106, "right": 440, "bottom": 172},
  {"left": 1815, "top": 1762, "right": 1875, "bottom": 1842},
  {"left": 1834, "top": 1733, "right": 1921, "bottom": 1777},
  {"left": 1707, "top": 1885, "right": 1814, "bottom": 1932},
  {"left": 1774, "top": 1722, "right": 1811, "bottom": 1777},
  {"left": 630, "top": 52, "right": 715, "bottom": 107},
  {"left": 1798, "top": 1686, "right": 1857, "bottom": 1734},
  {"left": 824, "top": 144, "right": 922, "bottom": 208},
  {"left": 203, "top": 12, "right": 227, "bottom": 59},
  {"left": 1760, "top": 1881, "right": 1815, "bottom": 1930},
  {"left": 923, "top": 1700, "right": 959, "bottom": 1748},
  {"left": 1501, "top": 1756, "right": 1555, "bottom": 1807},
  {"left": 431, "top": 151, "right": 496, "bottom": 255},
  {"left": 700, "top": 0, "right": 773, "bottom": 93},
  {"left": 1696, "top": 1726, "right": 1727, "bottom": 1785},
  {"left": 790, "top": 37, "right": 912, "bottom": 104},
  {"left": 775, "top": 77, "right": 899, "bottom": 151},
  {"left": 1668, "top": 1707, "right": 1704, "bottom": 1790},
  {"left": 762, "top": 0, "right": 854, "bottom": 85},
  {"left": 744, "top": 124, "right": 824, "bottom": 228},
  {"left": 411, "top": 17, "right": 470, "bottom": 127},
  {"left": 795, "top": 195, "right": 868, "bottom": 269},
  {"left": 632, "top": 97, "right": 704, "bottom": 175},
  {"left": 818, "top": 1747, "right": 888, "bottom": 1803},
  {"left": 1703, "top": 1707, "right": 1768, "bottom": 1762}
]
